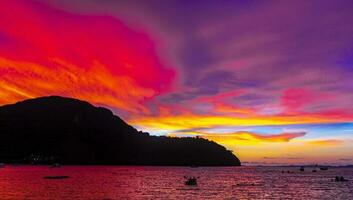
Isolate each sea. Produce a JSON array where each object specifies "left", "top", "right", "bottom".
[{"left": 0, "top": 166, "right": 352, "bottom": 199}]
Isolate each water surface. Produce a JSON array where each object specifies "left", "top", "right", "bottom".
[{"left": 0, "top": 166, "right": 352, "bottom": 199}]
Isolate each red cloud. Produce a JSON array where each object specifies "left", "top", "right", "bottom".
[{"left": 0, "top": 1, "right": 175, "bottom": 114}]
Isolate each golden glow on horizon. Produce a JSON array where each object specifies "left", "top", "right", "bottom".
[
  {"left": 206, "top": 135, "right": 352, "bottom": 165},
  {"left": 129, "top": 112, "right": 351, "bottom": 131}
]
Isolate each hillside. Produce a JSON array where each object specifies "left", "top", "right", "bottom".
[{"left": 0, "top": 96, "right": 241, "bottom": 166}]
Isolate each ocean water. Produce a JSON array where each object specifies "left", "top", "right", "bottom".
[{"left": 0, "top": 166, "right": 352, "bottom": 199}]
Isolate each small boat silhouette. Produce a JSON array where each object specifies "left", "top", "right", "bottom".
[
  {"left": 299, "top": 166, "right": 304, "bottom": 172},
  {"left": 236, "top": 183, "right": 256, "bottom": 186},
  {"left": 50, "top": 163, "right": 61, "bottom": 168},
  {"left": 184, "top": 176, "right": 198, "bottom": 186},
  {"left": 320, "top": 167, "right": 328, "bottom": 171},
  {"left": 44, "top": 176, "right": 69, "bottom": 179},
  {"left": 334, "top": 176, "right": 348, "bottom": 182}
]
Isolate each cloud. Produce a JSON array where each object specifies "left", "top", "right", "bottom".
[
  {"left": 201, "top": 131, "right": 306, "bottom": 144},
  {"left": 131, "top": 110, "right": 352, "bottom": 132},
  {"left": 0, "top": 0, "right": 175, "bottom": 116},
  {"left": 307, "top": 139, "right": 344, "bottom": 146},
  {"left": 281, "top": 88, "right": 317, "bottom": 112},
  {"left": 213, "top": 102, "right": 254, "bottom": 115},
  {"left": 263, "top": 157, "right": 303, "bottom": 160},
  {"left": 167, "top": 130, "right": 306, "bottom": 144}
]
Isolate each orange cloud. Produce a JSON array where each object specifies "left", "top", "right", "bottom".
[
  {"left": 203, "top": 131, "right": 306, "bottom": 144},
  {"left": 307, "top": 139, "right": 344, "bottom": 146},
  {"left": 0, "top": 57, "right": 155, "bottom": 113},
  {"left": 213, "top": 102, "right": 254, "bottom": 115},
  {"left": 168, "top": 131, "right": 306, "bottom": 145}
]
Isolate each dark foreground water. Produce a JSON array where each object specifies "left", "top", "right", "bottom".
[{"left": 0, "top": 166, "right": 352, "bottom": 199}]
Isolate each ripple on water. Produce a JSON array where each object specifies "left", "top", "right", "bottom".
[{"left": 0, "top": 166, "right": 352, "bottom": 199}]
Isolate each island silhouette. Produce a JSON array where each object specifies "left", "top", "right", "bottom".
[{"left": 0, "top": 96, "right": 240, "bottom": 166}]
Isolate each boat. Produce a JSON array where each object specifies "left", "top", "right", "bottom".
[
  {"left": 320, "top": 167, "right": 328, "bottom": 171},
  {"left": 299, "top": 166, "right": 304, "bottom": 172},
  {"left": 44, "top": 176, "right": 69, "bottom": 179},
  {"left": 184, "top": 176, "right": 198, "bottom": 186},
  {"left": 335, "top": 176, "right": 348, "bottom": 182},
  {"left": 236, "top": 183, "right": 255, "bottom": 186},
  {"left": 50, "top": 163, "right": 61, "bottom": 168}
]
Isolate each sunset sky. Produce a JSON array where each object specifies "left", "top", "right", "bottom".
[{"left": 1, "top": 0, "right": 353, "bottom": 165}]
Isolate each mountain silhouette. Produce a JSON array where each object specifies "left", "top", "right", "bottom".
[{"left": 0, "top": 96, "right": 241, "bottom": 166}]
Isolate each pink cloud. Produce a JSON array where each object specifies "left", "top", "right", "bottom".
[{"left": 281, "top": 88, "right": 316, "bottom": 112}]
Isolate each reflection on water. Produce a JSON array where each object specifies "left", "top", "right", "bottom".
[{"left": 0, "top": 166, "right": 352, "bottom": 199}]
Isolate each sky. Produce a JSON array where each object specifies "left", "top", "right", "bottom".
[{"left": 1, "top": 0, "right": 353, "bottom": 165}]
